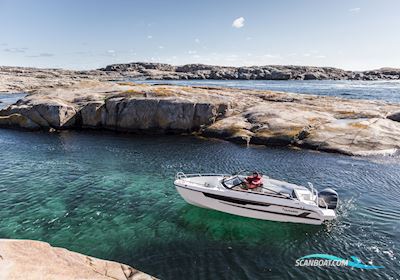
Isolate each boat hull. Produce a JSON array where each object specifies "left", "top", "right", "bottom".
[{"left": 175, "top": 184, "right": 327, "bottom": 225}]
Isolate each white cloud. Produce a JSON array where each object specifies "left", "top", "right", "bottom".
[
  {"left": 232, "top": 17, "right": 245, "bottom": 28},
  {"left": 158, "top": 46, "right": 164, "bottom": 49},
  {"left": 315, "top": 55, "right": 326, "bottom": 59},
  {"left": 188, "top": 50, "right": 197, "bottom": 54},
  {"left": 103, "top": 50, "right": 116, "bottom": 57},
  {"left": 194, "top": 38, "right": 200, "bottom": 43},
  {"left": 3, "top": 47, "right": 28, "bottom": 53},
  {"left": 26, "top": 52, "right": 54, "bottom": 58},
  {"left": 263, "top": 54, "right": 279, "bottom": 58},
  {"left": 147, "top": 35, "right": 153, "bottom": 39},
  {"left": 349, "top": 7, "right": 361, "bottom": 13}
]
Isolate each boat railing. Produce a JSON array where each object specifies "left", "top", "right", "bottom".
[{"left": 175, "top": 172, "right": 229, "bottom": 180}]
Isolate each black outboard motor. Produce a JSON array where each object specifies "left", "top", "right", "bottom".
[{"left": 318, "top": 188, "right": 338, "bottom": 210}]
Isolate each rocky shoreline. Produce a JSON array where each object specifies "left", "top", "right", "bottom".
[
  {"left": 1, "top": 63, "right": 400, "bottom": 94},
  {"left": 1, "top": 79, "right": 400, "bottom": 156},
  {"left": 0, "top": 239, "right": 156, "bottom": 279},
  {"left": 100, "top": 63, "right": 400, "bottom": 81}
]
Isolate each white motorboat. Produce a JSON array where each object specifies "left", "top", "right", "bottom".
[{"left": 174, "top": 171, "right": 338, "bottom": 225}]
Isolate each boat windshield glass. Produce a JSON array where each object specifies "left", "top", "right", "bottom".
[{"left": 223, "top": 176, "right": 244, "bottom": 189}]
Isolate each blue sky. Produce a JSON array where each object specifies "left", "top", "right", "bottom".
[{"left": 1, "top": 0, "right": 399, "bottom": 70}]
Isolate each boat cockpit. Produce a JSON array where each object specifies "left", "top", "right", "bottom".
[{"left": 221, "top": 173, "right": 318, "bottom": 203}]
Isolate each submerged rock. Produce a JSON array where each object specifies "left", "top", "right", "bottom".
[{"left": 0, "top": 239, "right": 156, "bottom": 280}]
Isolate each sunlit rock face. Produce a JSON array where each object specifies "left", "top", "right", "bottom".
[
  {"left": 1, "top": 80, "right": 400, "bottom": 156},
  {"left": 0, "top": 239, "right": 157, "bottom": 280}
]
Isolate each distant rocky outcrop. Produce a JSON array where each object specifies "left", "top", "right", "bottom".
[
  {"left": 0, "top": 239, "right": 156, "bottom": 280},
  {"left": 1, "top": 64, "right": 399, "bottom": 93},
  {"left": 99, "top": 63, "right": 400, "bottom": 81},
  {"left": 1, "top": 80, "right": 400, "bottom": 156},
  {"left": 0, "top": 66, "right": 120, "bottom": 93}
]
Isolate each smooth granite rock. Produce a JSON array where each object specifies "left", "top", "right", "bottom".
[
  {"left": 0, "top": 113, "right": 40, "bottom": 130},
  {"left": 0, "top": 239, "right": 156, "bottom": 280},
  {"left": 1, "top": 80, "right": 400, "bottom": 156}
]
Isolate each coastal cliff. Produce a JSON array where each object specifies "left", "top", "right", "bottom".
[
  {"left": 0, "top": 239, "right": 156, "bottom": 280},
  {"left": 1, "top": 80, "right": 400, "bottom": 156}
]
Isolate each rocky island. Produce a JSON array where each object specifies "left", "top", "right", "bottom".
[
  {"left": 1, "top": 63, "right": 400, "bottom": 94},
  {"left": 1, "top": 72, "right": 400, "bottom": 156},
  {"left": 100, "top": 63, "right": 400, "bottom": 81}
]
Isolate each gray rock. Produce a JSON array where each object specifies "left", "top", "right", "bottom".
[
  {"left": 271, "top": 70, "right": 292, "bottom": 80},
  {"left": 0, "top": 113, "right": 40, "bottom": 130},
  {"left": 303, "top": 73, "right": 319, "bottom": 80},
  {"left": 0, "top": 239, "right": 157, "bottom": 280},
  {"left": 80, "top": 101, "right": 104, "bottom": 128},
  {"left": 116, "top": 98, "right": 160, "bottom": 130},
  {"left": 34, "top": 101, "right": 77, "bottom": 128},
  {"left": 1, "top": 64, "right": 399, "bottom": 92},
  {"left": 1, "top": 81, "right": 400, "bottom": 156},
  {"left": 387, "top": 111, "right": 400, "bottom": 122}
]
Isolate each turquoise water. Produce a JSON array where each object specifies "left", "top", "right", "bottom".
[
  {"left": 135, "top": 80, "right": 400, "bottom": 103},
  {"left": 0, "top": 129, "right": 399, "bottom": 279}
]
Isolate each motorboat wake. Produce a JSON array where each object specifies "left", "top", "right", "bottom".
[{"left": 174, "top": 171, "right": 338, "bottom": 225}]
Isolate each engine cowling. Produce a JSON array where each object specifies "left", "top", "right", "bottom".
[{"left": 318, "top": 188, "right": 338, "bottom": 210}]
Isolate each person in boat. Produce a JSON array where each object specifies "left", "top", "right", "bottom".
[{"left": 242, "top": 171, "right": 263, "bottom": 192}]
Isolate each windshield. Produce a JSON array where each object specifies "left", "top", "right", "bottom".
[{"left": 222, "top": 176, "right": 244, "bottom": 188}]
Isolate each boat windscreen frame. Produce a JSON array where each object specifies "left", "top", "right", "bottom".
[
  {"left": 222, "top": 175, "right": 295, "bottom": 200},
  {"left": 221, "top": 175, "right": 245, "bottom": 189}
]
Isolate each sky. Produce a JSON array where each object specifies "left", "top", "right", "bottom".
[{"left": 1, "top": 0, "right": 400, "bottom": 70}]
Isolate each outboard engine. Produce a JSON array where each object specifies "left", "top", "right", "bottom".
[{"left": 318, "top": 188, "right": 338, "bottom": 210}]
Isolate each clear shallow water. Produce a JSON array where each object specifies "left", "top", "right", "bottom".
[
  {"left": 135, "top": 79, "right": 400, "bottom": 103},
  {"left": 0, "top": 129, "right": 399, "bottom": 280}
]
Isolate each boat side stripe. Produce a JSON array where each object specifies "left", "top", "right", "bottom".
[
  {"left": 219, "top": 201, "right": 321, "bottom": 221},
  {"left": 297, "top": 212, "right": 311, "bottom": 218},
  {"left": 203, "top": 192, "right": 271, "bottom": 207},
  {"left": 201, "top": 189, "right": 318, "bottom": 214}
]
